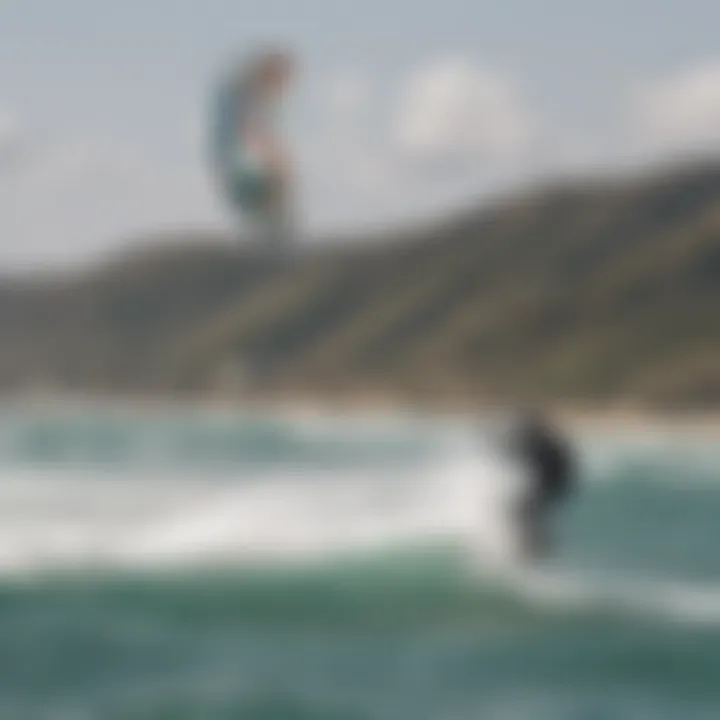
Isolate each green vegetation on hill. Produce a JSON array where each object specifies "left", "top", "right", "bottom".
[{"left": 1, "top": 161, "right": 720, "bottom": 407}]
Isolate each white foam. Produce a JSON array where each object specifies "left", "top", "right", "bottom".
[
  {"left": 498, "top": 566, "right": 720, "bottom": 626},
  {"left": 1, "top": 455, "right": 719, "bottom": 629},
  {"left": 0, "top": 445, "right": 524, "bottom": 576}
]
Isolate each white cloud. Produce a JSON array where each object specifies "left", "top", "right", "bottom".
[
  {"left": 300, "top": 60, "right": 539, "bottom": 231},
  {"left": 393, "top": 59, "right": 532, "bottom": 167},
  {"left": 635, "top": 63, "right": 720, "bottom": 153}
]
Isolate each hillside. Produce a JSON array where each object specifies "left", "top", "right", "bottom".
[{"left": 1, "top": 161, "right": 720, "bottom": 408}]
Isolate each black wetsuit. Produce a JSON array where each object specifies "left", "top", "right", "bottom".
[{"left": 513, "top": 419, "right": 575, "bottom": 559}]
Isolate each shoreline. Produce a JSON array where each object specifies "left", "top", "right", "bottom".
[{"left": 1, "top": 390, "right": 719, "bottom": 435}]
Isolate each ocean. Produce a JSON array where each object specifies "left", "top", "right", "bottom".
[{"left": 0, "top": 404, "right": 718, "bottom": 719}]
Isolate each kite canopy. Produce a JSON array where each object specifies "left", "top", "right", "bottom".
[{"left": 210, "top": 49, "right": 295, "bottom": 246}]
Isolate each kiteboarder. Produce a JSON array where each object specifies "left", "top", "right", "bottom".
[{"left": 510, "top": 410, "right": 577, "bottom": 560}]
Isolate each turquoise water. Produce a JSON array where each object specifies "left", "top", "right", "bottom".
[{"left": 0, "top": 405, "right": 718, "bottom": 719}]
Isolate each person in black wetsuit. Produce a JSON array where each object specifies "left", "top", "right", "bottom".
[{"left": 510, "top": 410, "right": 576, "bottom": 560}]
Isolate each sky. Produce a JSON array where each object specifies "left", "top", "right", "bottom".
[{"left": 1, "top": 0, "right": 720, "bottom": 270}]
